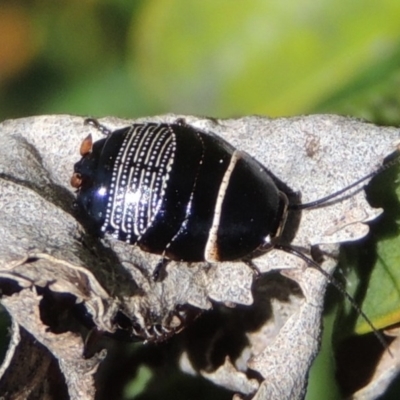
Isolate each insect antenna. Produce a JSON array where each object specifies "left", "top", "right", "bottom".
[
  {"left": 279, "top": 148, "right": 400, "bottom": 351},
  {"left": 274, "top": 243, "right": 390, "bottom": 353},
  {"left": 84, "top": 118, "right": 113, "bottom": 136},
  {"left": 290, "top": 148, "right": 400, "bottom": 211}
]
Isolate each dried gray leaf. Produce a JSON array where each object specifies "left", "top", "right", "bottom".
[
  {"left": 351, "top": 332, "right": 400, "bottom": 400},
  {"left": 201, "top": 357, "right": 260, "bottom": 395},
  {"left": 0, "top": 114, "right": 398, "bottom": 399}
]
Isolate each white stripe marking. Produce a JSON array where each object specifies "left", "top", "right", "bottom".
[{"left": 204, "top": 150, "right": 241, "bottom": 262}]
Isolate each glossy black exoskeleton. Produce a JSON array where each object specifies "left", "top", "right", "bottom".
[{"left": 72, "top": 119, "right": 288, "bottom": 263}]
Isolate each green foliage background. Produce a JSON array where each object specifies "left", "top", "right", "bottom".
[{"left": 1, "top": 1, "right": 400, "bottom": 399}]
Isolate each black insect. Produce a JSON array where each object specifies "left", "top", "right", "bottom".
[
  {"left": 72, "top": 118, "right": 289, "bottom": 263},
  {"left": 72, "top": 118, "right": 291, "bottom": 264},
  {"left": 71, "top": 118, "right": 396, "bottom": 344}
]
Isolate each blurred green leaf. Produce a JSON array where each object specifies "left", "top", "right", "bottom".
[
  {"left": 315, "top": 52, "right": 400, "bottom": 126},
  {"left": 360, "top": 230, "right": 400, "bottom": 332},
  {"left": 124, "top": 366, "right": 152, "bottom": 399},
  {"left": 306, "top": 312, "right": 341, "bottom": 400},
  {"left": 132, "top": 0, "right": 400, "bottom": 117},
  {"left": 40, "top": 66, "right": 157, "bottom": 117}
]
